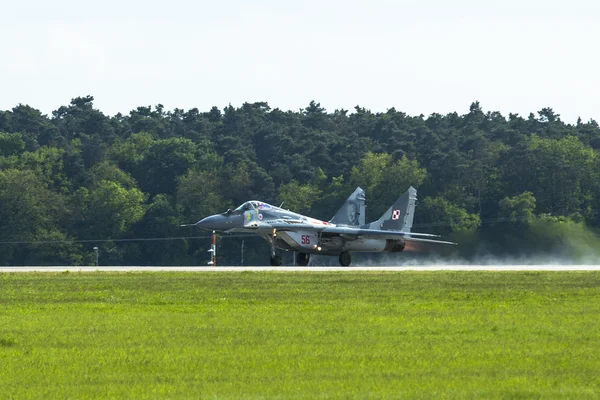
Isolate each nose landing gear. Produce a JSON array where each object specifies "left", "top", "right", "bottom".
[
  {"left": 269, "top": 255, "right": 282, "bottom": 266},
  {"left": 268, "top": 228, "right": 282, "bottom": 266}
]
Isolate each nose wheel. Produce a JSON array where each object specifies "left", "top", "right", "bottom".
[
  {"left": 268, "top": 228, "right": 282, "bottom": 266},
  {"left": 339, "top": 251, "right": 352, "bottom": 266},
  {"left": 269, "top": 255, "right": 282, "bottom": 266}
]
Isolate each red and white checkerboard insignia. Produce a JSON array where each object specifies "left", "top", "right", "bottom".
[{"left": 392, "top": 210, "right": 401, "bottom": 220}]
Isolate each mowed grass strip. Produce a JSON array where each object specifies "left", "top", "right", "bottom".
[{"left": 1, "top": 272, "right": 599, "bottom": 399}]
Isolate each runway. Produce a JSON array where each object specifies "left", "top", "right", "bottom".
[{"left": 2, "top": 265, "right": 600, "bottom": 272}]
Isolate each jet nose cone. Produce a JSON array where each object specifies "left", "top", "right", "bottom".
[
  {"left": 196, "top": 214, "right": 242, "bottom": 231},
  {"left": 196, "top": 215, "right": 222, "bottom": 230}
]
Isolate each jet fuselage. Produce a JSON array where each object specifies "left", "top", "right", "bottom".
[
  {"left": 196, "top": 201, "right": 405, "bottom": 256},
  {"left": 191, "top": 187, "right": 455, "bottom": 266}
]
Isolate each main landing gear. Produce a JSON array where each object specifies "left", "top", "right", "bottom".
[
  {"left": 269, "top": 252, "right": 351, "bottom": 266},
  {"left": 338, "top": 251, "right": 352, "bottom": 267},
  {"left": 296, "top": 252, "right": 310, "bottom": 266},
  {"left": 270, "top": 253, "right": 310, "bottom": 266}
]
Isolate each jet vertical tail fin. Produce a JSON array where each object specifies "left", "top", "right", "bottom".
[
  {"left": 329, "top": 187, "right": 366, "bottom": 226},
  {"left": 365, "top": 186, "right": 417, "bottom": 232}
]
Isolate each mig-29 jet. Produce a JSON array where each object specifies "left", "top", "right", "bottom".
[{"left": 191, "top": 187, "right": 455, "bottom": 266}]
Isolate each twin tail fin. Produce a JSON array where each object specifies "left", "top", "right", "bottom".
[
  {"left": 329, "top": 187, "right": 366, "bottom": 226},
  {"left": 363, "top": 186, "right": 417, "bottom": 232}
]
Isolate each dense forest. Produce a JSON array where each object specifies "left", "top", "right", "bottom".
[{"left": 2, "top": 96, "right": 600, "bottom": 265}]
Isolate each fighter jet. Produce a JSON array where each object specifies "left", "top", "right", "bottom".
[{"left": 191, "top": 186, "right": 455, "bottom": 266}]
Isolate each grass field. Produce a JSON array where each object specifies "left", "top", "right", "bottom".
[{"left": 1, "top": 272, "right": 600, "bottom": 399}]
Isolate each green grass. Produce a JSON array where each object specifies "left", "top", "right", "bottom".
[{"left": 1, "top": 272, "right": 600, "bottom": 399}]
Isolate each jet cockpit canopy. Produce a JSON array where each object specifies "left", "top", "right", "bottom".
[
  {"left": 234, "top": 201, "right": 255, "bottom": 212},
  {"left": 233, "top": 201, "right": 276, "bottom": 213}
]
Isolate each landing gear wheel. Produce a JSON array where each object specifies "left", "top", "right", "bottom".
[
  {"left": 296, "top": 252, "right": 310, "bottom": 266},
  {"left": 269, "top": 255, "right": 282, "bottom": 266},
  {"left": 339, "top": 251, "right": 352, "bottom": 267}
]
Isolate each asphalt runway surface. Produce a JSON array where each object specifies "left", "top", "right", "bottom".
[{"left": 2, "top": 265, "right": 600, "bottom": 272}]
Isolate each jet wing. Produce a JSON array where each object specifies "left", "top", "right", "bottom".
[
  {"left": 320, "top": 227, "right": 457, "bottom": 245},
  {"left": 402, "top": 237, "right": 457, "bottom": 245},
  {"left": 321, "top": 226, "right": 456, "bottom": 244},
  {"left": 320, "top": 227, "right": 456, "bottom": 245},
  {"left": 321, "top": 226, "right": 441, "bottom": 239},
  {"left": 255, "top": 223, "right": 456, "bottom": 245}
]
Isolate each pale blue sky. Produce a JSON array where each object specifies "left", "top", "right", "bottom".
[{"left": 2, "top": 0, "right": 599, "bottom": 122}]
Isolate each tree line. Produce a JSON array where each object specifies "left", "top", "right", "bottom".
[{"left": 1, "top": 96, "right": 600, "bottom": 265}]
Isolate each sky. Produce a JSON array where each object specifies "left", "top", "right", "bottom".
[{"left": 2, "top": 0, "right": 599, "bottom": 123}]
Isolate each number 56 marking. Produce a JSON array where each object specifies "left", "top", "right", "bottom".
[{"left": 301, "top": 235, "right": 311, "bottom": 245}]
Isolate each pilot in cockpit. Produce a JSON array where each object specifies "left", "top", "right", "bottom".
[{"left": 233, "top": 201, "right": 258, "bottom": 213}]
